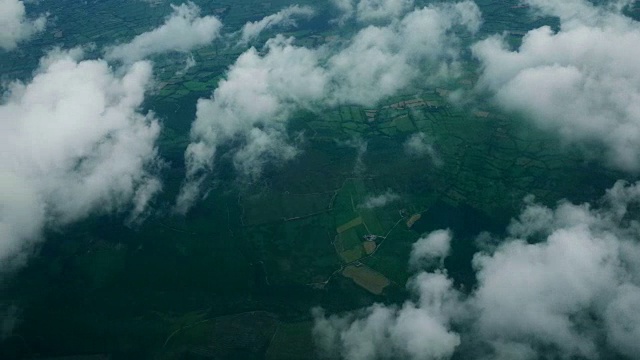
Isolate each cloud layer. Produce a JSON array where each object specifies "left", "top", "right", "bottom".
[
  {"left": 177, "top": 1, "right": 481, "bottom": 213},
  {"left": 105, "top": 2, "right": 222, "bottom": 63},
  {"left": 314, "top": 180, "right": 640, "bottom": 359},
  {"left": 474, "top": 0, "right": 640, "bottom": 172},
  {"left": 0, "top": 49, "right": 161, "bottom": 271},
  {"left": 0, "top": 0, "right": 46, "bottom": 51}
]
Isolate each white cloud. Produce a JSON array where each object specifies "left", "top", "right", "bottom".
[
  {"left": 175, "top": 53, "right": 196, "bottom": 76},
  {"left": 356, "top": 0, "right": 415, "bottom": 22},
  {"left": 331, "top": 0, "right": 415, "bottom": 23},
  {"left": 232, "top": 127, "right": 300, "bottom": 179},
  {"left": 0, "top": 49, "right": 161, "bottom": 272},
  {"left": 314, "top": 180, "right": 640, "bottom": 359},
  {"left": 328, "top": 2, "right": 481, "bottom": 106},
  {"left": 330, "top": 0, "right": 356, "bottom": 25},
  {"left": 177, "top": 1, "right": 481, "bottom": 213},
  {"left": 236, "top": 5, "right": 315, "bottom": 46},
  {"left": 314, "top": 272, "right": 463, "bottom": 360},
  {"left": 105, "top": 2, "right": 222, "bottom": 63},
  {"left": 0, "top": 0, "right": 46, "bottom": 51},
  {"left": 473, "top": 0, "right": 640, "bottom": 172},
  {"left": 410, "top": 229, "right": 452, "bottom": 269},
  {"left": 360, "top": 190, "right": 400, "bottom": 209},
  {"left": 522, "top": 0, "right": 633, "bottom": 27},
  {"left": 339, "top": 136, "right": 368, "bottom": 175},
  {"left": 404, "top": 132, "right": 441, "bottom": 165},
  {"left": 175, "top": 35, "right": 326, "bottom": 213},
  {"left": 140, "top": 0, "right": 164, "bottom": 7}
]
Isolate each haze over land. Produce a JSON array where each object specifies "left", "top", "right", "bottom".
[{"left": 1, "top": 0, "right": 639, "bottom": 359}]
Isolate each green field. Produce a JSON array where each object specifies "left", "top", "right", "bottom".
[{"left": 0, "top": 0, "right": 627, "bottom": 358}]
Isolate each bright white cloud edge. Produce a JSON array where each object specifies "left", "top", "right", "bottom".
[{"left": 0, "top": 48, "right": 162, "bottom": 272}]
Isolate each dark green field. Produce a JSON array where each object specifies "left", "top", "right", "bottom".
[{"left": 0, "top": 0, "right": 627, "bottom": 359}]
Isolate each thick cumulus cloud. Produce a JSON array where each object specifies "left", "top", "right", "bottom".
[
  {"left": 176, "top": 1, "right": 481, "bottom": 213},
  {"left": 236, "top": 5, "right": 315, "bottom": 46},
  {"left": 473, "top": 0, "right": 640, "bottom": 172},
  {"left": 314, "top": 271, "right": 464, "bottom": 360},
  {"left": 314, "top": 181, "right": 640, "bottom": 359},
  {"left": 105, "top": 2, "right": 222, "bottom": 63},
  {"left": 0, "top": 49, "right": 161, "bottom": 272},
  {"left": 315, "top": 229, "right": 462, "bottom": 360},
  {"left": 410, "top": 229, "right": 452, "bottom": 269},
  {"left": 0, "top": 0, "right": 46, "bottom": 51}
]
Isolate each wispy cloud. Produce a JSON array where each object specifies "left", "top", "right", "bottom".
[
  {"left": 236, "top": 5, "right": 315, "bottom": 46},
  {"left": 404, "top": 132, "right": 441, "bottom": 165},
  {"left": 331, "top": 0, "right": 416, "bottom": 24},
  {"left": 105, "top": 2, "right": 222, "bottom": 63},
  {"left": 359, "top": 190, "right": 400, "bottom": 209}
]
